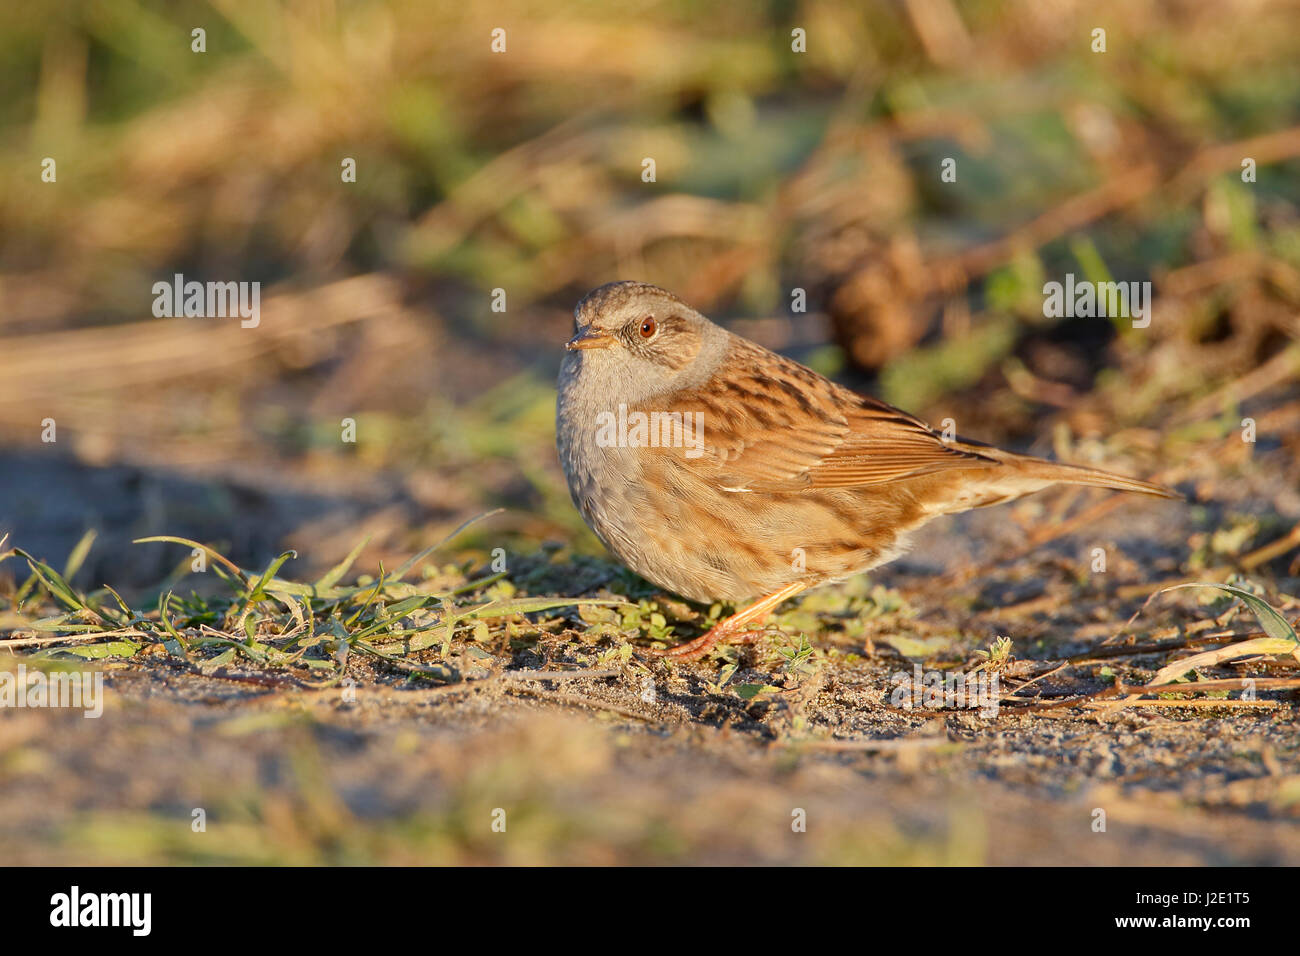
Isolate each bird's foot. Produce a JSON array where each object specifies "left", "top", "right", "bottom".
[
  {"left": 650, "top": 623, "right": 765, "bottom": 661},
  {"left": 650, "top": 581, "right": 808, "bottom": 661}
]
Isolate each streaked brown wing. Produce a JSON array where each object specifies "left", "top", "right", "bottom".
[{"left": 648, "top": 339, "right": 994, "bottom": 492}]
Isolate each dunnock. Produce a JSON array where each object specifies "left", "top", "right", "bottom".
[{"left": 556, "top": 281, "right": 1178, "bottom": 659}]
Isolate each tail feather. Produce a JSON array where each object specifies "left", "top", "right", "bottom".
[{"left": 985, "top": 449, "right": 1181, "bottom": 500}]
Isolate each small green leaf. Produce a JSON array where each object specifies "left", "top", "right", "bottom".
[
  {"left": 36, "top": 639, "right": 139, "bottom": 660},
  {"left": 203, "top": 648, "right": 238, "bottom": 670}
]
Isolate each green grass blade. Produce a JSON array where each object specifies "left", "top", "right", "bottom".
[
  {"left": 457, "top": 597, "right": 631, "bottom": 619},
  {"left": 15, "top": 550, "right": 89, "bottom": 613},
  {"left": 133, "top": 536, "right": 248, "bottom": 583},
  {"left": 62, "top": 529, "right": 97, "bottom": 582},
  {"left": 314, "top": 536, "right": 370, "bottom": 591},
  {"left": 387, "top": 508, "right": 503, "bottom": 584},
  {"left": 248, "top": 550, "right": 298, "bottom": 601}
]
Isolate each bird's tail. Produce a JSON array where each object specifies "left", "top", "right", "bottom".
[
  {"left": 921, "top": 444, "right": 1181, "bottom": 517},
  {"left": 981, "top": 447, "right": 1181, "bottom": 500}
]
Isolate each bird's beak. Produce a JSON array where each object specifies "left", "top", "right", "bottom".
[{"left": 565, "top": 327, "right": 617, "bottom": 351}]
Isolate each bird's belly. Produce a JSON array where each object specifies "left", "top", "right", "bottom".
[{"left": 563, "top": 443, "right": 910, "bottom": 602}]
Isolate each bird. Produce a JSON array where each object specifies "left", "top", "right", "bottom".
[{"left": 555, "top": 281, "right": 1179, "bottom": 660}]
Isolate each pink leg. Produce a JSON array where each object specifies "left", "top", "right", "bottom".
[{"left": 652, "top": 582, "right": 808, "bottom": 661}]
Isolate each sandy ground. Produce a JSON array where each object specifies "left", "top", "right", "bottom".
[{"left": 3, "top": 449, "right": 1298, "bottom": 866}]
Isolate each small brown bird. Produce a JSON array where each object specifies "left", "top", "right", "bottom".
[{"left": 556, "top": 281, "right": 1178, "bottom": 659}]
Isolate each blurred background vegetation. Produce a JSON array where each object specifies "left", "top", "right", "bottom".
[
  {"left": 1, "top": 0, "right": 1298, "bottom": 589},
  {"left": 2, "top": 0, "right": 1300, "bottom": 869}
]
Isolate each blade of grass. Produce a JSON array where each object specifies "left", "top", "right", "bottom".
[
  {"left": 456, "top": 596, "right": 631, "bottom": 619},
  {"left": 159, "top": 591, "right": 190, "bottom": 655},
  {"left": 1158, "top": 583, "right": 1297, "bottom": 643},
  {"left": 313, "top": 536, "right": 370, "bottom": 591},
  {"left": 344, "top": 565, "right": 387, "bottom": 629},
  {"left": 1146, "top": 583, "right": 1299, "bottom": 685},
  {"left": 133, "top": 536, "right": 248, "bottom": 583},
  {"left": 61, "top": 529, "right": 96, "bottom": 582},
  {"left": 248, "top": 550, "right": 298, "bottom": 602},
  {"left": 1148, "top": 637, "right": 1300, "bottom": 686},
  {"left": 15, "top": 550, "right": 91, "bottom": 614},
  {"left": 387, "top": 508, "right": 504, "bottom": 584},
  {"left": 101, "top": 584, "right": 135, "bottom": 622}
]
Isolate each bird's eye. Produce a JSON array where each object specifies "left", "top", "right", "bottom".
[{"left": 639, "top": 317, "right": 657, "bottom": 338}]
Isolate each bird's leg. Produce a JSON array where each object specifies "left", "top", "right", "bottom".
[{"left": 652, "top": 582, "right": 808, "bottom": 661}]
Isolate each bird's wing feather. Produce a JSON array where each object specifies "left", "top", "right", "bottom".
[{"left": 645, "top": 340, "right": 995, "bottom": 492}]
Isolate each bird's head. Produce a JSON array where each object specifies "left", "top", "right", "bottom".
[{"left": 561, "top": 281, "right": 726, "bottom": 404}]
